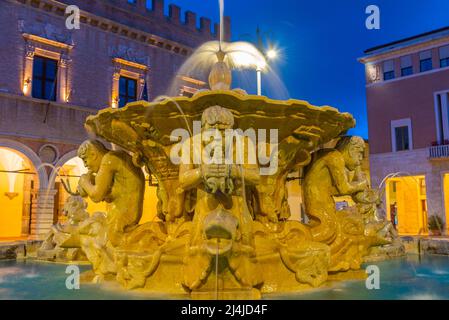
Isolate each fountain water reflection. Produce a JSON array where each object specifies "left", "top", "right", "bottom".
[{"left": 2, "top": 256, "right": 449, "bottom": 300}]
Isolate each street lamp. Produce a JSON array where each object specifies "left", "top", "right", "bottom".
[
  {"left": 255, "top": 27, "right": 279, "bottom": 96},
  {"left": 266, "top": 49, "right": 278, "bottom": 60},
  {"left": 237, "top": 28, "right": 280, "bottom": 96},
  {"left": 256, "top": 47, "right": 278, "bottom": 96}
]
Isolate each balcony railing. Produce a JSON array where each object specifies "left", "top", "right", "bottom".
[{"left": 429, "top": 144, "right": 449, "bottom": 159}]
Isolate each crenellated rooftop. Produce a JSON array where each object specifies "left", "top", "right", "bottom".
[{"left": 52, "top": 0, "right": 231, "bottom": 48}]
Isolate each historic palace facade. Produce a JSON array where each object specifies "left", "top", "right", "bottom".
[{"left": 0, "top": 0, "right": 229, "bottom": 239}]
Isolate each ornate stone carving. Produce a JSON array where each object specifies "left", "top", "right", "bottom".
[
  {"left": 109, "top": 45, "right": 149, "bottom": 66},
  {"left": 304, "top": 136, "right": 403, "bottom": 271},
  {"left": 76, "top": 140, "right": 145, "bottom": 248},
  {"left": 59, "top": 54, "right": 71, "bottom": 68},
  {"left": 25, "top": 44, "right": 35, "bottom": 59},
  {"left": 19, "top": 20, "right": 73, "bottom": 45},
  {"left": 38, "top": 196, "right": 90, "bottom": 261}
]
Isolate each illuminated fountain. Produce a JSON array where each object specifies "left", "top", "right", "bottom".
[{"left": 37, "top": 0, "right": 403, "bottom": 299}]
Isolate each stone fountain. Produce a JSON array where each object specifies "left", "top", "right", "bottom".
[{"left": 38, "top": 49, "right": 403, "bottom": 299}]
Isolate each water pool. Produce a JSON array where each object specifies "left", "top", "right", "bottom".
[{"left": 1, "top": 255, "right": 448, "bottom": 300}]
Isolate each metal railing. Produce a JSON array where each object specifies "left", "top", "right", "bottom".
[{"left": 429, "top": 144, "right": 449, "bottom": 159}]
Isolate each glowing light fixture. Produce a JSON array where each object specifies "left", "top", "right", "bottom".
[
  {"left": 0, "top": 149, "right": 25, "bottom": 200},
  {"left": 22, "top": 78, "right": 31, "bottom": 95},
  {"left": 112, "top": 96, "right": 119, "bottom": 109},
  {"left": 266, "top": 49, "right": 278, "bottom": 60},
  {"left": 5, "top": 192, "right": 19, "bottom": 200},
  {"left": 367, "top": 64, "right": 380, "bottom": 82}
]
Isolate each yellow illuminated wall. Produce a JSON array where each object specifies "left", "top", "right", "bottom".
[
  {"left": 386, "top": 176, "right": 427, "bottom": 235},
  {"left": 0, "top": 149, "right": 26, "bottom": 238},
  {"left": 443, "top": 174, "right": 449, "bottom": 233},
  {"left": 141, "top": 184, "right": 159, "bottom": 224},
  {"left": 287, "top": 178, "right": 301, "bottom": 221}
]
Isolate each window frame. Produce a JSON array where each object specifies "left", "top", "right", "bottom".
[
  {"left": 383, "top": 70, "right": 395, "bottom": 81},
  {"left": 441, "top": 57, "right": 449, "bottom": 68},
  {"left": 434, "top": 90, "right": 449, "bottom": 145},
  {"left": 118, "top": 76, "right": 138, "bottom": 108},
  {"left": 401, "top": 66, "right": 413, "bottom": 77},
  {"left": 111, "top": 58, "right": 148, "bottom": 108},
  {"left": 32, "top": 55, "right": 58, "bottom": 101},
  {"left": 420, "top": 58, "right": 433, "bottom": 73},
  {"left": 391, "top": 118, "right": 413, "bottom": 152}
]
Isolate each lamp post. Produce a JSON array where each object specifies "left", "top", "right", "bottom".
[
  {"left": 256, "top": 67, "right": 262, "bottom": 96},
  {"left": 255, "top": 27, "right": 278, "bottom": 96},
  {"left": 237, "top": 27, "right": 280, "bottom": 96}
]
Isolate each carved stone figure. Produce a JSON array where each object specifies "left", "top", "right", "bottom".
[
  {"left": 77, "top": 140, "right": 145, "bottom": 247},
  {"left": 178, "top": 106, "right": 263, "bottom": 292},
  {"left": 38, "top": 196, "right": 90, "bottom": 261},
  {"left": 303, "top": 136, "right": 399, "bottom": 271}
]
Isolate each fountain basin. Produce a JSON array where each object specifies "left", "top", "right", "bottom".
[{"left": 2, "top": 255, "right": 449, "bottom": 300}]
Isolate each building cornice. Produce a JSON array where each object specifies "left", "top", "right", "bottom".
[
  {"left": 359, "top": 36, "right": 449, "bottom": 65},
  {"left": 365, "top": 65, "right": 449, "bottom": 88},
  {"left": 12, "top": 0, "right": 195, "bottom": 57},
  {"left": 23, "top": 33, "right": 73, "bottom": 50},
  {"left": 113, "top": 58, "right": 148, "bottom": 71},
  {"left": 178, "top": 75, "right": 206, "bottom": 86}
]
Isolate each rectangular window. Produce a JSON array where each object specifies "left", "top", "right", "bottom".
[
  {"left": 119, "top": 76, "right": 137, "bottom": 108},
  {"left": 383, "top": 60, "right": 395, "bottom": 81},
  {"left": 391, "top": 118, "right": 412, "bottom": 152},
  {"left": 442, "top": 58, "right": 449, "bottom": 68},
  {"left": 436, "top": 94, "right": 444, "bottom": 144},
  {"left": 435, "top": 92, "right": 449, "bottom": 144},
  {"left": 401, "top": 67, "right": 413, "bottom": 77},
  {"left": 420, "top": 58, "right": 433, "bottom": 72},
  {"left": 419, "top": 50, "right": 432, "bottom": 72},
  {"left": 440, "top": 45, "right": 449, "bottom": 68},
  {"left": 384, "top": 71, "right": 395, "bottom": 80},
  {"left": 395, "top": 126, "right": 410, "bottom": 151},
  {"left": 400, "top": 55, "right": 413, "bottom": 77},
  {"left": 32, "top": 56, "right": 57, "bottom": 101}
]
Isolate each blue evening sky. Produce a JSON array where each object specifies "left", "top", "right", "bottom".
[{"left": 160, "top": 0, "right": 449, "bottom": 138}]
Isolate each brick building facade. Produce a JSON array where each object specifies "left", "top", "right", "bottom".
[
  {"left": 0, "top": 0, "right": 229, "bottom": 238},
  {"left": 360, "top": 27, "right": 449, "bottom": 235}
]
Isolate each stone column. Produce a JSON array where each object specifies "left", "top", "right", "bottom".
[
  {"left": 23, "top": 44, "right": 35, "bottom": 97},
  {"left": 138, "top": 74, "right": 146, "bottom": 100},
  {"left": 30, "top": 189, "right": 57, "bottom": 239},
  {"left": 58, "top": 54, "right": 70, "bottom": 103},
  {"left": 112, "top": 67, "right": 121, "bottom": 108},
  {"left": 427, "top": 167, "right": 446, "bottom": 232},
  {"left": 20, "top": 174, "right": 34, "bottom": 236}
]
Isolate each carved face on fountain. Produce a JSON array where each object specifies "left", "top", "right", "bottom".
[
  {"left": 62, "top": 195, "right": 89, "bottom": 225},
  {"left": 77, "top": 140, "right": 108, "bottom": 173},
  {"left": 201, "top": 105, "right": 234, "bottom": 131},
  {"left": 201, "top": 106, "right": 235, "bottom": 195},
  {"left": 336, "top": 136, "right": 365, "bottom": 171}
]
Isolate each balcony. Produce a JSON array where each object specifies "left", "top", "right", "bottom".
[{"left": 429, "top": 144, "right": 449, "bottom": 160}]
